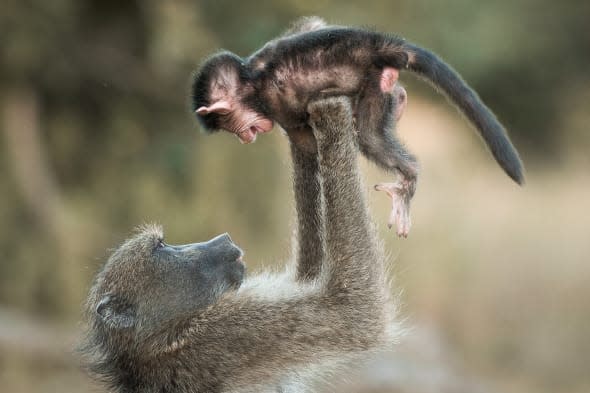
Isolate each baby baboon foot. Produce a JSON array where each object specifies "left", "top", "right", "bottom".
[{"left": 374, "top": 181, "right": 413, "bottom": 238}]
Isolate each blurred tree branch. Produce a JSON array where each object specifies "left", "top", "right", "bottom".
[
  {"left": 1, "top": 87, "right": 82, "bottom": 314},
  {"left": 2, "top": 87, "right": 62, "bottom": 230}
]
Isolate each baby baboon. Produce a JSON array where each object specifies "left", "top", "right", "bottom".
[
  {"left": 191, "top": 16, "right": 524, "bottom": 236},
  {"left": 81, "top": 97, "right": 399, "bottom": 393}
]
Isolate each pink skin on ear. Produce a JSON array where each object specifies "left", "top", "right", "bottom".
[
  {"left": 195, "top": 100, "right": 273, "bottom": 144},
  {"left": 195, "top": 100, "right": 233, "bottom": 116}
]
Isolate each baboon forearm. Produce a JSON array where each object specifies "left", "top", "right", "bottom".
[
  {"left": 290, "top": 142, "right": 325, "bottom": 281},
  {"left": 308, "top": 98, "right": 382, "bottom": 292}
]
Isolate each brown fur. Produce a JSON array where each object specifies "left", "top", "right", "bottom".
[
  {"left": 192, "top": 17, "right": 524, "bottom": 236},
  {"left": 81, "top": 97, "right": 400, "bottom": 393}
]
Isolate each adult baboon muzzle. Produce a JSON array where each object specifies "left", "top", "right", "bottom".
[
  {"left": 164, "top": 233, "right": 243, "bottom": 262},
  {"left": 201, "top": 233, "right": 244, "bottom": 265}
]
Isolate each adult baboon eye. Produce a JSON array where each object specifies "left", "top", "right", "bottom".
[{"left": 155, "top": 238, "right": 166, "bottom": 250}]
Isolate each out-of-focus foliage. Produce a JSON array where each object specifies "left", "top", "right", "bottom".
[{"left": 0, "top": 1, "right": 588, "bottom": 393}]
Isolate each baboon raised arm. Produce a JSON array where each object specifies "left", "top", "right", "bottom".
[
  {"left": 81, "top": 97, "right": 397, "bottom": 392},
  {"left": 288, "top": 127, "right": 325, "bottom": 282}
]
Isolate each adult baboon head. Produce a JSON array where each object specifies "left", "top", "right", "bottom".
[{"left": 83, "top": 224, "right": 244, "bottom": 356}]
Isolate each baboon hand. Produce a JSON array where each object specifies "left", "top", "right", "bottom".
[{"left": 307, "top": 97, "right": 354, "bottom": 142}]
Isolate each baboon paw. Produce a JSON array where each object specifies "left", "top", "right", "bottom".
[
  {"left": 375, "top": 181, "right": 413, "bottom": 238},
  {"left": 385, "top": 193, "right": 411, "bottom": 238},
  {"left": 307, "top": 97, "right": 353, "bottom": 121}
]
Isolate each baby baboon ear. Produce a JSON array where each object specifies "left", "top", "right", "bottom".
[
  {"left": 96, "top": 294, "right": 136, "bottom": 329},
  {"left": 195, "top": 100, "right": 233, "bottom": 116}
]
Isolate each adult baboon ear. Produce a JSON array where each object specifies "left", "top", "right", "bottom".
[{"left": 96, "top": 295, "right": 136, "bottom": 329}]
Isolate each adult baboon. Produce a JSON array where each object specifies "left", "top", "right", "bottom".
[{"left": 81, "top": 97, "right": 399, "bottom": 392}]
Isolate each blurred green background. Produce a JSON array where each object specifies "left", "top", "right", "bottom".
[{"left": 1, "top": 1, "right": 589, "bottom": 392}]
